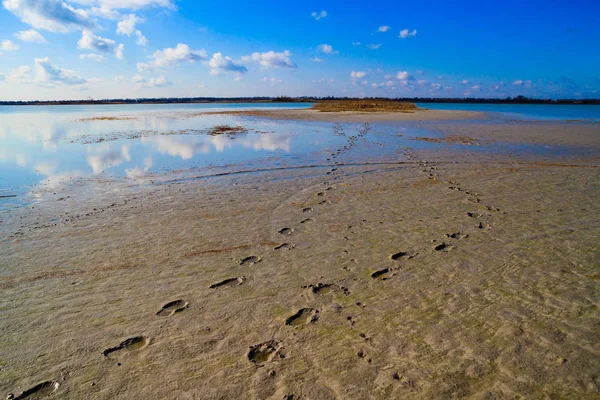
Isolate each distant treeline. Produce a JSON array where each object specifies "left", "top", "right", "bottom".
[{"left": 0, "top": 95, "right": 598, "bottom": 106}]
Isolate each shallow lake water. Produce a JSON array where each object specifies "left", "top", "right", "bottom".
[{"left": 0, "top": 102, "right": 595, "bottom": 211}]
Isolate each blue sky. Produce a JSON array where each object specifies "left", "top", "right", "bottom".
[{"left": 0, "top": 0, "right": 598, "bottom": 100}]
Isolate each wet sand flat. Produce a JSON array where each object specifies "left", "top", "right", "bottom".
[
  {"left": 1, "top": 116, "right": 599, "bottom": 399},
  {"left": 195, "top": 108, "right": 486, "bottom": 122}
]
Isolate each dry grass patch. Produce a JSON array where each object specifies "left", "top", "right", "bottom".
[{"left": 312, "top": 100, "right": 419, "bottom": 112}]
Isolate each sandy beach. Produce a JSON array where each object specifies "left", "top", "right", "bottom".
[{"left": 1, "top": 109, "right": 599, "bottom": 399}]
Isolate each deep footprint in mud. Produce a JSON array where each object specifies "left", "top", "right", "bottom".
[
  {"left": 209, "top": 276, "right": 245, "bottom": 289},
  {"left": 302, "top": 207, "right": 313, "bottom": 213},
  {"left": 156, "top": 300, "right": 188, "bottom": 316},
  {"left": 103, "top": 336, "right": 149, "bottom": 357},
  {"left": 309, "top": 283, "right": 334, "bottom": 294},
  {"left": 13, "top": 381, "right": 59, "bottom": 400},
  {"left": 371, "top": 267, "right": 392, "bottom": 280},
  {"left": 434, "top": 242, "right": 453, "bottom": 251},
  {"left": 300, "top": 218, "right": 314, "bottom": 224},
  {"left": 278, "top": 227, "right": 293, "bottom": 235},
  {"left": 390, "top": 251, "right": 409, "bottom": 261},
  {"left": 248, "top": 340, "right": 281, "bottom": 365},
  {"left": 285, "top": 308, "right": 319, "bottom": 326},
  {"left": 240, "top": 256, "right": 261, "bottom": 266}
]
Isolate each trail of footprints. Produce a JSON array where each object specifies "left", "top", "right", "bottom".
[{"left": 9, "top": 122, "right": 508, "bottom": 398}]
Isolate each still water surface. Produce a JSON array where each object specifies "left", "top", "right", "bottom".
[{"left": 0, "top": 102, "right": 595, "bottom": 208}]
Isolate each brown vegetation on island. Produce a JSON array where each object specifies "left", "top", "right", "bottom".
[
  {"left": 208, "top": 125, "right": 248, "bottom": 135},
  {"left": 312, "top": 99, "right": 419, "bottom": 112}
]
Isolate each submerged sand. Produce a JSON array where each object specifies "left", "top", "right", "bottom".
[{"left": 1, "top": 111, "right": 599, "bottom": 399}]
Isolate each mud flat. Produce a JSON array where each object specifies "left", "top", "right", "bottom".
[{"left": 1, "top": 118, "right": 599, "bottom": 399}]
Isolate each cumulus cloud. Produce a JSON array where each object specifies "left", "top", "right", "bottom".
[
  {"left": 137, "top": 43, "right": 207, "bottom": 71},
  {"left": 461, "top": 79, "right": 469, "bottom": 84},
  {"left": 243, "top": 50, "right": 296, "bottom": 69},
  {"left": 208, "top": 52, "right": 247, "bottom": 75},
  {"left": 396, "top": 71, "right": 413, "bottom": 81},
  {"left": 399, "top": 28, "right": 417, "bottom": 38},
  {"left": 318, "top": 44, "right": 338, "bottom": 54},
  {"left": 312, "top": 57, "right": 323, "bottom": 63},
  {"left": 116, "top": 13, "right": 140, "bottom": 34},
  {"left": 14, "top": 29, "right": 47, "bottom": 43},
  {"left": 77, "top": 30, "right": 124, "bottom": 59},
  {"left": 71, "top": 0, "right": 174, "bottom": 10},
  {"left": 34, "top": 57, "right": 87, "bottom": 85},
  {"left": 352, "top": 42, "right": 361, "bottom": 46},
  {"left": 116, "top": 13, "right": 146, "bottom": 45},
  {"left": 366, "top": 44, "right": 381, "bottom": 49},
  {"left": 351, "top": 71, "right": 366, "bottom": 79},
  {"left": 377, "top": 25, "right": 390, "bottom": 32},
  {"left": 1, "top": 40, "right": 19, "bottom": 51},
  {"left": 80, "top": 53, "right": 106, "bottom": 62},
  {"left": 311, "top": 10, "right": 326, "bottom": 20},
  {"left": 9, "top": 65, "right": 32, "bottom": 83},
  {"left": 3, "top": 0, "right": 96, "bottom": 33},
  {"left": 132, "top": 74, "right": 172, "bottom": 87}
]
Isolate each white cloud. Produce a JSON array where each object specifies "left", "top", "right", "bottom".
[
  {"left": 430, "top": 83, "right": 441, "bottom": 89},
  {"left": 135, "top": 30, "right": 146, "bottom": 45},
  {"left": 234, "top": 76, "right": 242, "bottom": 82},
  {"left": 14, "top": 29, "right": 47, "bottom": 43},
  {"left": 1, "top": 40, "right": 19, "bottom": 51},
  {"left": 35, "top": 57, "right": 87, "bottom": 85},
  {"left": 471, "top": 85, "right": 480, "bottom": 90},
  {"left": 396, "top": 71, "right": 413, "bottom": 80},
  {"left": 198, "top": 83, "right": 207, "bottom": 88},
  {"left": 115, "top": 43, "right": 124, "bottom": 59},
  {"left": 80, "top": 53, "right": 106, "bottom": 62},
  {"left": 314, "top": 78, "right": 334, "bottom": 84},
  {"left": 312, "top": 57, "right": 323, "bottom": 63},
  {"left": 137, "top": 43, "right": 207, "bottom": 71},
  {"left": 318, "top": 44, "right": 338, "bottom": 54},
  {"left": 461, "top": 79, "right": 469, "bottom": 84},
  {"left": 311, "top": 10, "right": 327, "bottom": 20},
  {"left": 9, "top": 65, "right": 31, "bottom": 83},
  {"left": 366, "top": 44, "right": 381, "bottom": 49},
  {"left": 116, "top": 13, "right": 147, "bottom": 45},
  {"left": 377, "top": 25, "right": 390, "bottom": 32},
  {"left": 243, "top": 50, "right": 296, "bottom": 69},
  {"left": 133, "top": 74, "right": 172, "bottom": 87},
  {"left": 261, "top": 77, "right": 282, "bottom": 85},
  {"left": 3, "top": 0, "right": 96, "bottom": 33},
  {"left": 70, "top": 0, "right": 174, "bottom": 10},
  {"left": 208, "top": 52, "right": 247, "bottom": 75},
  {"left": 351, "top": 71, "right": 366, "bottom": 79},
  {"left": 77, "top": 30, "right": 124, "bottom": 59},
  {"left": 512, "top": 80, "right": 523, "bottom": 85},
  {"left": 399, "top": 28, "right": 417, "bottom": 39},
  {"left": 116, "top": 13, "right": 141, "bottom": 35},
  {"left": 352, "top": 42, "right": 361, "bottom": 46}
]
